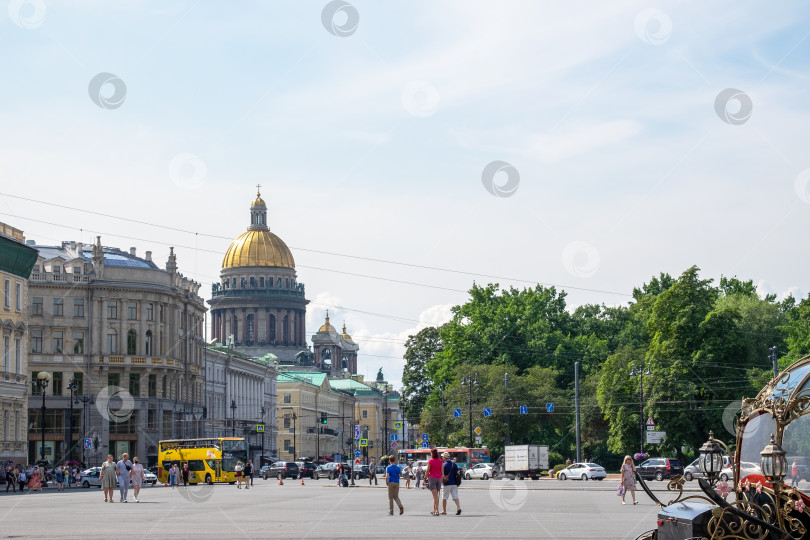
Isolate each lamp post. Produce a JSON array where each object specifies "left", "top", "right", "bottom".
[
  {"left": 761, "top": 433, "right": 788, "bottom": 530},
  {"left": 66, "top": 378, "right": 78, "bottom": 463},
  {"left": 260, "top": 406, "right": 265, "bottom": 466},
  {"left": 74, "top": 394, "right": 94, "bottom": 466},
  {"left": 461, "top": 374, "right": 479, "bottom": 448},
  {"left": 291, "top": 412, "right": 297, "bottom": 461},
  {"left": 230, "top": 400, "right": 237, "bottom": 438},
  {"left": 382, "top": 389, "right": 389, "bottom": 454},
  {"left": 697, "top": 430, "right": 728, "bottom": 487},
  {"left": 37, "top": 371, "right": 52, "bottom": 463},
  {"left": 629, "top": 365, "right": 652, "bottom": 453}
]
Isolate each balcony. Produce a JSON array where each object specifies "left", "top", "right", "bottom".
[
  {"left": 210, "top": 284, "right": 306, "bottom": 299},
  {"left": 29, "top": 272, "right": 89, "bottom": 283},
  {"left": 96, "top": 355, "right": 182, "bottom": 369}
]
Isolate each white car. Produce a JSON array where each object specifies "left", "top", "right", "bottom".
[
  {"left": 465, "top": 463, "right": 494, "bottom": 480},
  {"left": 557, "top": 462, "right": 606, "bottom": 481}
]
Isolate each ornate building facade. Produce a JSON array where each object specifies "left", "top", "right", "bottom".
[
  {"left": 0, "top": 223, "right": 38, "bottom": 465},
  {"left": 311, "top": 313, "right": 359, "bottom": 377},
  {"left": 26, "top": 237, "right": 205, "bottom": 466},
  {"left": 208, "top": 191, "right": 309, "bottom": 364}
]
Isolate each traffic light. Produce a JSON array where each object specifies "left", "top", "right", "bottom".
[{"left": 321, "top": 413, "right": 328, "bottom": 424}]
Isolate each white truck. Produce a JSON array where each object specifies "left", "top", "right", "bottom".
[{"left": 493, "top": 444, "right": 550, "bottom": 480}]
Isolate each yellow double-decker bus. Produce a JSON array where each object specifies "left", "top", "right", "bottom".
[{"left": 157, "top": 437, "right": 248, "bottom": 484}]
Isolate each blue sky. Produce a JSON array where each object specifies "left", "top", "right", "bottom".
[{"left": 2, "top": 1, "right": 810, "bottom": 387}]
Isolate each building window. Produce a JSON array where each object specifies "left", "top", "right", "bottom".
[
  {"left": 106, "top": 329, "right": 117, "bottom": 354},
  {"left": 52, "top": 371, "right": 63, "bottom": 395},
  {"left": 145, "top": 330, "right": 153, "bottom": 356},
  {"left": 145, "top": 303, "right": 154, "bottom": 321},
  {"left": 107, "top": 302, "right": 118, "bottom": 319},
  {"left": 52, "top": 265, "right": 61, "bottom": 274},
  {"left": 283, "top": 393, "right": 291, "bottom": 404},
  {"left": 268, "top": 314, "right": 276, "bottom": 342},
  {"left": 283, "top": 439, "right": 291, "bottom": 451},
  {"left": 73, "top": 372, "right": 83, "bottom": 394},
  {"left": 276, "top": 278, "right": 282, "bottom": 288},
  {"left": 246, "top": 314, "right": 254, "bottom": 344},
  {"left": 362, "top": 409, "right": 368, "bottom": 419},
  {"left": 52, "top": 330, "right": 64, "bottom": 353},
  {"left": 127, "top": 329, "right": 137, "bottom": 355},
  {"left": 73, "top": 266, "right": 81, "bottom": 275},
  {"left": 73, "top": 332, "right": 84, "bottom": 354},
  {"left": 162, "top": 375, "right": 167, "bottom": 398},
  {"left": 249, "top": 276, "right": 256, "bottom": 288},
  {"left": 3, "top": 278, "right": 9, "bottom": 309},
  {"left": 2, "top": 336, "right": 9, "bottom": 371},
  {"left": 31, "top": 329, "right": 42, "bottom": 353},
  {"left": 127, "top": 302, "right": 137, "bottom": 320},
  {"left": 147, "top": 408, "right": 156, "bottom": 429},
  {"left": 283, "top": 417, "right": 291, "bottom": 428},
  {"left": 14, "top": 411, "right": 20, "bottom": 442},
  {"left": 268, "top": 277, "right": 274, "bottom": 288},
  {"left": 148, "top": 374, "right": 157, "bottom": 397},
  {"left": 15, "top": 282, "right": 21, "bottom": 312},
  {"left": 108, "top": 373, "right": 119, "bottom": 388},
  {"left": 159, "top": 304, "right": 164, "bottom": 323},
  {"left": 74, "top": 299, "right": 84, "bottom": 317},
  {"left": 259, "top": 277, "right": 264, "bottom": 287},
  {"left": 53, "top": 298, "right": 64, "bottom": 316},
  {"left": 129, "top": 373, "right": 140, "bottom": 397},
  {"left": 32, "top": 297, "right": 43, "bottom": 315},
  {"left": 14, "top": 338, "right": 20, "bottom": 372},
  {"left": 3, "top": 410, "right": 7, "bottom": 442}
]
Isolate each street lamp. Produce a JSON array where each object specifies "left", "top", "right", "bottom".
[
  {"left": 74, "top": 393, "right": 95, "bottom": 466},
  {"left": 37, "top": 371, "right": 52, "bottom": 463},
  {"left": 259, "top": 406, "right": 265, "bottom": 466},
  {"left": 461, "top": 374, "right": 479, "bottom": 448},
  {"left": 230, "top": 400, "right": 237, "bottom": 438},
  {"left": 382, "top": 389, "right": 389, "bottom": 453},
  {"left": 629, "top": 365, "right": 652, "bottom": 453},
  {"left": 66, "top": 378, "right": 78, "bottom": 463},
  {"left": 697, "top": 430, "right": 728, "bottom": 486},
  {"left": 761, "top": 433, "right": 787, "bottom": 482},
  {"left": 291, "top": 412, "right": 297, "bottom": 461}
]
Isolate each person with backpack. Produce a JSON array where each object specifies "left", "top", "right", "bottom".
[{"left": 441, "top": 452, "right": 462, "bottom": 515}]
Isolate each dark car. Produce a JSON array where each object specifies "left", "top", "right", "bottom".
[
  {"left": 637, "top": 457, "right": 684, "bottom": 481},
  {"left": 352, "top": 464, "right": 369, "bottom": 479},
  {"left": 313, "top": 462, "right": 340, "bottom": 480},
  {"left": 296, "top": 462, "right": 318, "bottom": 479},
  {"left": 262, "top": 461, "right": 300, "bottom": 480}
]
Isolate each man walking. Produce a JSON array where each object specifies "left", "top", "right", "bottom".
[
  {"left": 441, "top": 452, "right": 461, "bottom": 515},
  {"left": 368, "top": 458, "right": 377, "bottom": 485},
  {"left": 116, "top": 453, "right": 133, "bottom": 502},
  {"left": 385, "top": 456, "right": 404, "bottom": 516}
]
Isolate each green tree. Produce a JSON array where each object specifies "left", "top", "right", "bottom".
[
  {"left": 401, "top": 327, "right": 442, "bottom": 423},
  {"left": 784, "top": 295, "right": 810, "bottom": 362}
]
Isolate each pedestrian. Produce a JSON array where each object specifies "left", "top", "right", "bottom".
[
  {"left": 369, "top": 458, "right": 377, "bottom": 485},
  {"left": 385, "top": 455, "right": 404, "bottom": 516},
  {"left": 116, "top": 453, "right": 133, "bottom": 502},
  {"left": 620, "top": 455, "right": 637, "bottom": 505},
  {"left": 244, "top": 460, "right": 253, "bottom": 488},
  {"left": 403, "top": 462, "right": 412, "bottom": 489},
  {"left": 100, "top": 454, "right": 117, "bottom": 502},
  {"left": 17, "top": 467, "right": 26, "bottom": 492},
  {"left": 169, "top": 463, "right": 178, "bottom": 489},
  {"left": 28, "top": 466, "right": 42, "bottom": 491},
  {"left": 235, "top": 461, "right": 243, "bottom": 489},
  {"left": 130, "top": 457, "right": 144, "bottom": 503},
  {"left": 441, "top": 452, "right": 462, "bottom": 515},
  {"left": 426, "top": 448, "right": 443, "bottom": 515},
  {"left": 415, "top": 463, "right": 424, "bottom": 489},
  {"left": 792, "top": 460, "right": 800, "bottom": 487},
  {"left": 54, "top": 465, "right": 64, "bottom": 492},
  {"left": 5, "top": 465, "right": 16, "bottom": 492},
  {"left": 181, "top": 462, "right": 190, "bottom": 487}
]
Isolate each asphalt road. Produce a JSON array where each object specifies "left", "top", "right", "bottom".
[{"left": 0, "top": 478, "right": 696, "bottom": 539}]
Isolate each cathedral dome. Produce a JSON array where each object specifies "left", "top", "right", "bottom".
[
  {"left": 318, "top": 313, "right": 337, "bottom": 333},
  {"left": 222, "top": 189, "right": 295, "bottom": 269}
]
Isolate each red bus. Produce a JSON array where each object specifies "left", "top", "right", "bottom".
[{"left": 398, "top": 447, "right": 490, "bottom": 471}]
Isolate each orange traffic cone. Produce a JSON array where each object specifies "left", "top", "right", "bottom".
[
  {"left": 278, "top": 477, "right": 284, "bottom": 486},
  {"left": 300, "top": 477, "right": 305, "bottom": 485}
]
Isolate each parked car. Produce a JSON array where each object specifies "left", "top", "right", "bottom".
[
  {"left": 637, "top": 457, "right": 684, "bottom": 481},
  {"left": 313, "top": 462, "right": 340, "bottom": 480},
  {"left": 296, "top": 462, "right": 318, "bottom": 479},
  {"left": 465, "top": 463, "right": 495, "bottom": 480},
  {"left": 352, "top": 464, "right": 369, "bottom": 479},
  {"left": 262, "top": 461, "right": 299, "bottom": 480},
  {"left": 142, "top": 470, "right": 158, "bottom": 485},
  {"left": 80, "top": 467, "right": 102, "bottom": 488},
  {"left": 683, "top": 456, "right": 732, "bottom": 481},
  {"left": 556, "top": 462, "right": 606, "bottom": 481}
]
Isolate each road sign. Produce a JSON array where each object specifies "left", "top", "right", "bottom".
[
  {"left": 421, "top": 433, "right": 428, "bottom": 441},
  {"left": 483, "top": 407, "right": 491, "bottom": 417},
  {"left": 422, "top": 442, "right": 429, "bottom": 448},
  {"left": 475, "top": 436, "right": 482, "bottom": 445},
  {"left": 394, "top": 421, "right": 402, "bottom": 429},
  {"left": 355, "top": 424, "right": 360, "bottom": 438},
  {"left": 391, "top": 441, "right": 398, "bottom": 449},
  {"left": 646, "top": 431, "right": 666, "bottom": 444},
  {"left": 520, "top": 405, "right": 528, "bottom": 414},
  {"left": 256, "top": 424, "right": 265, "bottom": 433},
  {"left": 84, "top": 438, "right": 92, "bottom": 449},
  {"left": 453, "top": 408, "right": 461, "bottom": 418},
  {"left": 646, "top": 417, "right": 655, "bottom": 426},
  {"left": 354, "top": 450, "right": 361, "bottom": 457},
  {"left": 355, "top": 458, "right": 361, "bottom": 465},
  {"left": 359, "top": 439, "right": 368, "bottom": 447},
  {"left": 546, "top": 403, "right": 554, "bottom": 413},
  {"left": 391, "top": 434, "right": 398, "bottom": 441},
  {"left": 474, "top": 426, "right": 482, "bottom": 436},
  {"left": 647, "top": 425, "right": 655, "bottom": 431}
]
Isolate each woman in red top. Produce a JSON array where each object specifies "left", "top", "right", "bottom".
[{"left": 426, "top": 448, "right": 443, "bottom": 515}]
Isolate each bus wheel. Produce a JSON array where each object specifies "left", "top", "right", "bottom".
[{"left": 205, "top": 474, "right": 212, "bottom": 485}]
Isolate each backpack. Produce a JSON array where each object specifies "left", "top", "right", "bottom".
[
  {"left": 454, "top": 464, "right": 463, "bottom": 486},
  {"left": 341, "top": 476, "right": 349, "bottom": 488}
]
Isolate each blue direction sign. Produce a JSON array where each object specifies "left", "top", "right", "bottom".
[
  {"left": 394, "top": 421, "right": 402, "bottom": 429},
  {"left": 546, "top": 402, "right": 554, "bottom": 413},
  {"left": 453, "top": 408, "right": 462, "bottom": 418},
  {"left": 84, "top": 438, "right": 92, "bottom": 449},
  {"left": 256, "top": 424, "right": 265, "bottom": 433},
  {"left": 354, "top": 450, "right": 361, "bottom": 457},
  {"left": 520, "top": 405, "right": 528, "bottom": 414},
  {"left": 484, "top": 407, "right": 492, "bottom": 417},
  {"left": 422, "top": 442, "right": 429, "bottom": 448},
  {"left": 422, "top": 433, "right": 428, "bottom": 441},
  {"left": 360, "top": 439, "right": 368, "bottom": 447},
  {"left": 354, "top": 424, "right": 360, "bottom": 438},
  {"left": 390, "top": 434, "right": 398, "bottom": 441}
]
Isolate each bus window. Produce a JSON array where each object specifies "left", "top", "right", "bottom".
[
  {"left": 471, "top": 450, "right": 490, "bottom": 463},
  {"left": 188, "top": 460, "right": 205, "bottom": 472}
]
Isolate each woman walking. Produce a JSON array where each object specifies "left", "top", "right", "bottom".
[
  {"left": 426, "top": 448, "right": 443, "bottom": 515},
  {"left": 100, "top": 455, "right": 117, "bottom": 502},
  {"left": 169, "top": 463, "right": 178, "bottom": 489},
  {"left": 235, "top": 461, "right": 244, "bottom": 489},
  {"left": 54, "top": 466, "right": 64, "bottom": 492},
  {"left": 130, "top": 457, "right": 144, "bottom": 502},
  {"left": 181, "top": 462, "right": 190, "bottom": 487},
  {"left": 28, "top": 466, "right": 42, "bottom": 491},
  {"left": 620, "top": 455, "right": 637, "bottom": 505},
  {"left": 403, "top": 462, "right": 412, "bottom": 489},
  {"left": 415, "top": 463, "right": 424, "bottom": 489}
]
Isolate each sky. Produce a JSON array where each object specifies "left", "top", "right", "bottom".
[{"left": 2, "top": 1, "right": 810, "bottom": 389}]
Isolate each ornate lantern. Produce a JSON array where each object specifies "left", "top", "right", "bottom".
[
  {"left": 760, "top": 433, "right": 787, "bottom": 482},
  {"left": 698, "top": 430, "right": 725, "bottom": 484}
]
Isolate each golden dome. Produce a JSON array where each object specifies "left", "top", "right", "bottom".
[
  {"left": 251, "top": 195, "right": 266, "bottom": 208},
  {"left": 341, "top": 323, "right": 354, "bottom": 342},
  {"left": 319, "top": 313, "right": 336, "bottom": 333},
  {"left": 222, "top": 229, "right": 295, "bottom": 269}
]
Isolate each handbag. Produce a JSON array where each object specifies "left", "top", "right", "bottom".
[{"left": 617, "top": 483, "right": 625, "bottom": 496}]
